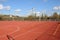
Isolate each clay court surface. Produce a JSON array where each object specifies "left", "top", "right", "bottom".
[{"left": 0, "top": 21, "right": 60, "bottom": 40}]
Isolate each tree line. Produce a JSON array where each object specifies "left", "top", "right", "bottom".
[{"left": 0, "top": 12, "right": 60, "bottom": 21}]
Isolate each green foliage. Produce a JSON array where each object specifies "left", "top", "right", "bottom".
[
  {"left": 0, "top": 12, "right": 60, "bottom": 21},
  {"left": 0, "top": 17, "right": 3, "bottom": 20},
  {"left": 52, "top": 12, "right": 59, "bottom": 20}
]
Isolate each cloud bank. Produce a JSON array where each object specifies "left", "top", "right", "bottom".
[
  {"left": 0, "top": 4, "right": 3, "bottom": 10},
  {"left": 0, "top": 4, "right": 11, "bottom": 11},
  {"left": 15, "top": 9, "right": 21, "bottom": 12},
  {"left": 53, "top": 6, "right": 60, "bottom": 10},
  {"left": 4, "top": 6, "right": 11, "bottom": 10}
]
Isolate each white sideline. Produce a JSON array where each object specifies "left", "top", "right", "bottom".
[
  {"left": 53, "top": 24, "right": 60, "bottom": 35},
  {"left": 14, "top": 27, "right": 42, "bottom": 38},
  {"left": 14, "top": 24, "right": 60, "bottom": 38},
  {"left": 9, "top": 26, "right": 20, "bottom": 35},
  {"left": 0, "top": 26, "right": 20, "bottom": 38}
]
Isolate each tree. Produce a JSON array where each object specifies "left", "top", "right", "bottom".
[
  {"left": 44, "top": 14, "right": 48, "bottom": 20},
  {"left": 59, "top": 14, "right": 60, "bottom": 20},
  {"left": 41, "top": 13, "right": 44, "bottom": 20},
  {"left": 52, "top": 12, "right": 59, "bottom": 21},
  {"left": 27, "top": 15, "right": 34, "bottom": 20},
  {"left": 0, "top": 17, "right": 3, "bottom": 20}
]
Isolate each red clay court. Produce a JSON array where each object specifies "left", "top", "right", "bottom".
[{"left": 0, "top": 21, "right": 60, "bottom": 40}]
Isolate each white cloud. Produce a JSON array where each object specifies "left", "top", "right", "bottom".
[
  {"left": 59, "top": 6, "right": 60, "bottom": 9},
  {"left": 36, "top": 12, "right": 40, "bottom": 16},
  {"left": 53, "top": 6, "right": 60, "bottom": 10},
  {"left": 53, "top": 6, "right": 59, "bottom": 10},
  {"left": 41, "top": 10, "right": 46, "bottom": 14},
  {"left": 37, "top": 12, "right": 40, "bottom": 13},
  {"left": 0, "top": 4, "right": 11, "bottom": 10},
  {"left": 26, "top": 11, "right": 40, "bottom": 17},
  {"left": 0, "top": 4, "right": 3, "bottom": 10},
  {"left": 4, "top": 6, "right": 11, "bottom": 10},
  {"left": 15, "top": 9, "right": 21, "bottom": 12}
]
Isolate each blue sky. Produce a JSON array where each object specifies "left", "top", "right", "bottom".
[{"left": 0, "top": 0, "right": 60, "bottom": 16}]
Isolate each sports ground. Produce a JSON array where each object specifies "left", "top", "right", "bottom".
[{"left": 0, "top": 21, "right": 60, "bottom": 40}]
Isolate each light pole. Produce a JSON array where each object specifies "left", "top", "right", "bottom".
[
  {"left": 15, "top": 9, "right": 21, "bottom": 21},
  {"left": 39, "top": 12, "right": 41, "bottom": 21},
  {"left": 5, "top": 6, "right": 12, "bottom": 20},
  {"left": 58, "top": 7, "right": 60, "bottom": 21},
  {"left": 31, "top": 8, "right": 36, "bottom": 21}
]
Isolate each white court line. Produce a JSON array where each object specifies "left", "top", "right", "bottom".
[
  {"left": 14, "top": 26, "right": 42, "bottom": 38},
  {"left": 13, "top": 24, "right": 59, "bottom": 38},
  {"left": 9, "top": 26, "right": 20, "bottom": 35},
  {"left": 53, "top": 24, "right": 60, "bottom": 35},
  {"left": 0, "top": 26, "right": 20, "bottom": 38}
]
